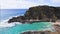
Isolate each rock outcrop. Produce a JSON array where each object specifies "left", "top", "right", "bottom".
[
  {"left": 21, "top": 31, "right": 58, "bottom": 34},
  {"left": 8, "top": 5, "right": 60, "bottom": 23}
]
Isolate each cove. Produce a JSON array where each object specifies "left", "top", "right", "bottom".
[{"left": 0, "top": 22, "right": 55, "bottom": 34}]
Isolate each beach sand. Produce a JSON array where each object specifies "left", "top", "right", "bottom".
[{"left": 53, "top": 22, "right": 60, "bottom": 34}]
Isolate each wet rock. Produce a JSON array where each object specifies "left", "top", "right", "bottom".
[{"left": 21, "top": 31, "right": 51, "bottom": 34}]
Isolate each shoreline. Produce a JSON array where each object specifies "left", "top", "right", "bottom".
[
  {"left": 20, "top": 30, "right": 53, "bottom": 34},
  {"left": 20, "top": 30, "right": 56, "bottom": 34},
  {"left": 52, "top": 21, "right": 60, "bottom": 25},
  {"left": 19, "top": 22, "right": 60, "bottom": 34}
]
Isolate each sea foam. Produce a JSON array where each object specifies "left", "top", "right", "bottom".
[
  {"left": 0, "top": 16, "right": 22, "bottom": 28},
  {"left": 0, "top": 21, "right": 22, "bottom": 28}
]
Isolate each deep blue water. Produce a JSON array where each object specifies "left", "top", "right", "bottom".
[{"left": 0, "top": 9, "right": 27, "bottom": 21}]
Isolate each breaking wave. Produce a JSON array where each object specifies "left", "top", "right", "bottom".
[{"left": 0, "top": 15, "right": 22, "bottom": 28}]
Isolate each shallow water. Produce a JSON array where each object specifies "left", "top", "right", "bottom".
[
  {"left": 0, "top": 22, "right": 55, "bottom": 34},
  {"left": 0, "top": 9, "right": 55, "bottom": 34}
]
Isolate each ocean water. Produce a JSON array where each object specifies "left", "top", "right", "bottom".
[
  {"left": 0, "top": 9, "right": 55, "bottom": 34},
  {"left": 0, "top": 9, "right": 27, "bottom": 22}
]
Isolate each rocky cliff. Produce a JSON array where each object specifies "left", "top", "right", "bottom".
[{"left": 8, "top": 5, "right": 60, "bottom": 23}]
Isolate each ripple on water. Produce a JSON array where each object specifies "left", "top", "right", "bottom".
[{"left": 0, "top": 22, "right": 55, "bottom": 34}]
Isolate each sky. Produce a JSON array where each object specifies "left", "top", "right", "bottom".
[{"left": 0, "top": 0, "right": 60, "bottom": 9}]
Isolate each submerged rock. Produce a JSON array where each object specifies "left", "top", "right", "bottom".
[
  {"left": 8, "top": 5, "right": 60, "bottom": 23},
  {"left": 21, "top": 31, "right": 54, "bottom": 34}
]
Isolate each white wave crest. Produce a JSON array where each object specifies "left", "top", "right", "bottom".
[
  {"left": 0, "top": 22, "right": 22, "bottom": 28},
  {"left": 0, "top": 23, "right": 15, "bottom": 27},
  {"left": 0, "top": 14, "right": 24, "bottom": 27},
  {"left": 0, "top": 16, "right": 22, "bottom": 28}
]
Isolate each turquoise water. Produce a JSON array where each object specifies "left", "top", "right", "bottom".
[
  {"left": 0, "top": 9, "right": 55, "bottom": 34},
  {"left": 0, "top": 22, "right": 54, "bottom": 34}
]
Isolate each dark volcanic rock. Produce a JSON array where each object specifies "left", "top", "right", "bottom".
[
  {"left": 8, "top": 16, "right": 26, "bottom": 23},
  {"left": 8, "top": 5, "right": 60, "bottom": 23},
  {"left": 21, "top": 31, "right": 51, "bottom": 34},
  {"left": 24, "top": 6, "right": 60, "bottom": 21}
]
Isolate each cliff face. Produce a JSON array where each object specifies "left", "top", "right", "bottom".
[
  {"left": 24, "top": 6, "right": 60, "bottom": 21},
  {"left": 8, "top": 5, "right": 60, "bottom": 23}
]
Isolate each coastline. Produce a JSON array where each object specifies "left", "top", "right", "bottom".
[
  {"left": 20, "top": 30, "right": 56, "bottom": 34},
  {"left": 19, "top": 22, "right": 55, "bottom": 34},
  {"left": 52, "top": 21, "right": 60, "bottom": 25},
  {"left": 19, "top": 21, "right": 60, "bottom": 34},
  {"left": 20, "top": 30, "right": 53, "bottom": 34},
  {"left": 1, "top": 5, "right": 60, "bottom": 34}
]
